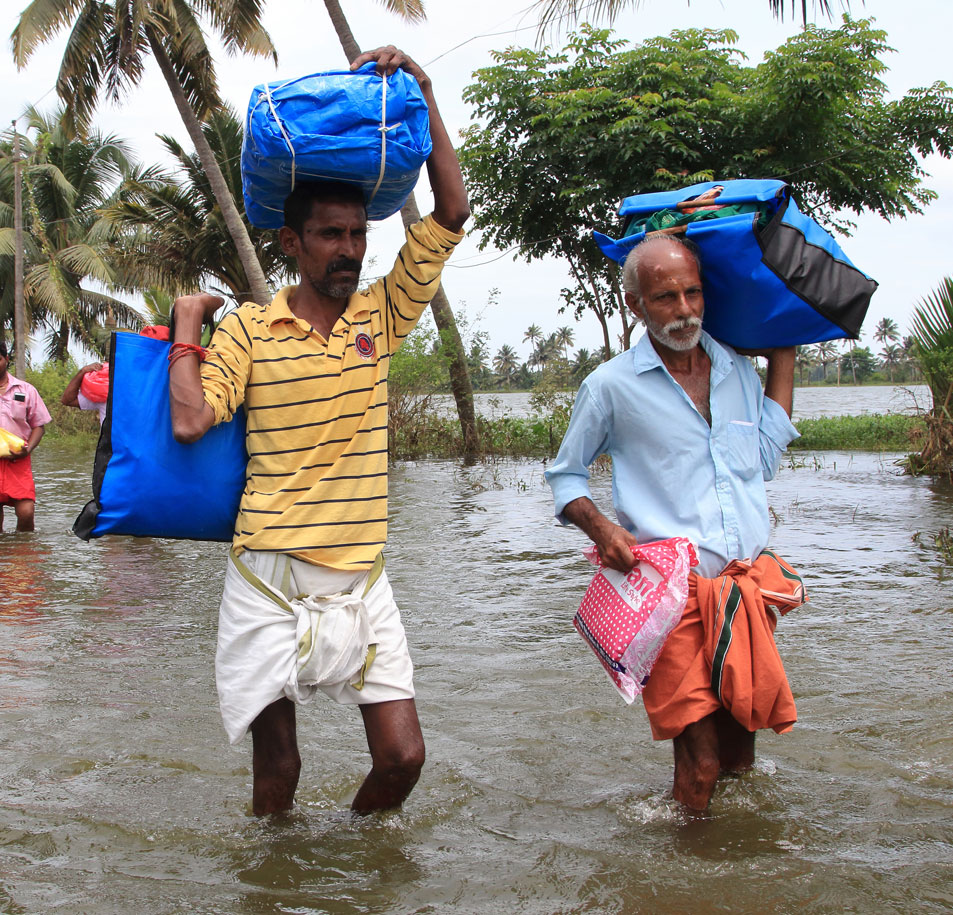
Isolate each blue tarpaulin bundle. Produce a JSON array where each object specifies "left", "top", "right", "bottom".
[
  {"left": 241, "top": 62, "right": 432, "bottom": 228},
  {"left": 73, "top": 332, "right": 247, "bottom": 543},
  {"left": 593, "top": 179, "right": 877, "bottom": 349}
]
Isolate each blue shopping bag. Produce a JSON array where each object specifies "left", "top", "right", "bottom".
[
  {"left": 241, "top": 62, "right": 432, "bottom": 228},
  {"left": 593, "top": 179, "right": 877, "bottom": 349},
  {"left": 73, "top": 332, "right": 247, "bottom": 542}
]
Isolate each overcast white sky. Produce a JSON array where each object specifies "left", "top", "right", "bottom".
[{"left": 3, "top": 0, "right": 951, "bottom": 363}]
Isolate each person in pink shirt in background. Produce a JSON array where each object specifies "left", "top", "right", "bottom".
[{"left": 0, "top": 339, "right": 52, "bottom": 532}]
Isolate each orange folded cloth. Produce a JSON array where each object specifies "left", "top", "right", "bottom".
[{"left": 641, "top": 549, "right": 806, "bottom": 741}]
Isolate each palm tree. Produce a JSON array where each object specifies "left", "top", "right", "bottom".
[
  {"left": 901, "top": 335, "right": 921, "bottom": 383},
  {"left": 555, "top": 325, "right": 575, "bottom": 362},
  {"left": 846, "top": 340, "right": 858, "bottom": 385},
  {"left": 571, "top": 347, "right": 598, "bottom": 383},
  {"left": 104, "top": 106, "right": 293, "bottom": 306},
  {"left": 880, "top": 343, "right": 901, "bottom": 382},
  {"left": 532, "top": 334, "right": 559, "bottom": 371},
  {"left": 874, "top": 317, "right": 901, "bottom": 350},
  {"left": 142, "top": 287, "right": 173, "bottom": 326},
  {"left": 13, "top": 0, "right": 277, "bottom": 308},
  {"left": 530, "top": 0, "right": 844, "bottom": 36},
  {"left": 317, "top": 0, "right": 479, "bottom": 459},
  {"left": 493, "top": 344, "right": 519, "bottom": 388},
  {"left": 0, "top": 108, "right": 142, "bottom": 359},
  {"left": 795, "top": 345, "right": 814, "bottom": 386},
  {"left": 523, "top": 324, "right": 543, "bottom": 355},
  {"left": 814, "top": 340, "right": 839, "bottom": 383}
]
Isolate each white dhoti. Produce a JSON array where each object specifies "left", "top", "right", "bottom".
[{"left": 216, "top": 550, "right": 415, "bottom": 744}]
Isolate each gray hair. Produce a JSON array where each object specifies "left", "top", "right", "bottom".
[{"left": 621, "top": 234, "right": 703, "bottom": 303}]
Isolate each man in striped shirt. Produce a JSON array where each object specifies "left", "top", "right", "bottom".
[{"left": 169, "top": 46, "right": 469, "bottom": 815}]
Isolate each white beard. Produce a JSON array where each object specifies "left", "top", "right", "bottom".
[{"left": 645, "top": 315, "right": 703, "bottom": 352}]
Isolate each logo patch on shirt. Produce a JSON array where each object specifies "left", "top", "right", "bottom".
[{"left": 354, "top": 332, "right": 375, "bottom": 360}]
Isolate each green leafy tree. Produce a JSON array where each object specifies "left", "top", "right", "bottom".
[
  {"left": 105, "top": 106, "right": 292, "bottom": 305},
  {"left": 460, "top": 20, "right": 953, "bottom": 354},
  {"left": 13, "top": 0, "right": 277, "bottom": 307},
  {"left": 0, "top": 108, "right": 141, "bottom": 359},
  {"left": 840, "top": 344, "right": 877, "bottom": 383}
]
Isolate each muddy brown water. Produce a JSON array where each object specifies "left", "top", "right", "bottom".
[{"left": 1, "top": 445, "right": 951, "bottom": 914}]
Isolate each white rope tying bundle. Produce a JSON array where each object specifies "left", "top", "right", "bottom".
[
  {"left": 368, "top": 73, "right": 397, "bottom": 208},
  {"left": 263, "top": 80, "right": 297, "bottom": 191},
  {"left": 261, "top": 72, "right": 396, "bottom": 208}
]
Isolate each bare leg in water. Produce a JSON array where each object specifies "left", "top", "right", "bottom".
[
  {"left": 672, "top": 708, "right": 755, "bottom": 811},
  {"left": 250, "top": 697, "right": 300, "bottom": 815},
  {"left": 248, "top": 696, "right": 424, "bottom": 816},
  {"left": 353, "top": 699, "right": 425, "bottom": 814}
]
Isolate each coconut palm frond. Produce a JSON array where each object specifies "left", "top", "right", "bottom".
[
  {"left": 0, "top": 227, "right": 16, "bottom": 258},
  {"left": 58, "top": 243, "right": 116, "bottom": 285},
  {"left": 911, "top": 277, "right": 953, "bottom": 353},
  {"left": 378, "top": 0, "right": 428, "bottom": 24},
  {"left": 205, "top": 0, "right": 278, "bottom": 62}
]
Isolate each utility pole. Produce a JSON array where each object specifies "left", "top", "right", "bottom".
[{"left": 12, "top": 121, "right": 26, "bottom": 377}]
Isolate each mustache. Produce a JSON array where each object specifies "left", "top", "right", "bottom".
[
  {"left": 326, "top": 258, "right": 362, "bottom": 275},
  {"left": 664, "top": 316, "right": 703, "bottom": 333}
]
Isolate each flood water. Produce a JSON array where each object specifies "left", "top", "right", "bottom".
[{"left": 1, "top": 442, "right": 952, "bottom": 913}]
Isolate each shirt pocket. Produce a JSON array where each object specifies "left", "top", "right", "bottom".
[
  {"left": 725, "top": 420, "right": 760, "bottom": 480},
  {"left": 8, "top": 398, "right": 28, "bottom": 426}
]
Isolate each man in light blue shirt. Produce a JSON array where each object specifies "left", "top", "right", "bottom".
[{"left": 546, "top": 234, "right": 799, "bottom": 810}]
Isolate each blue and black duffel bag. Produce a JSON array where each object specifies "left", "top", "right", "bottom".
[
  {"left": 73, "top": 331, "right": 247, "bottom": 543},
  {"left": 241, "top": 61, "right": 432, "bottom": 228},
  {"left": 593, "top": 179, "right": 877, "bottom": 349}
]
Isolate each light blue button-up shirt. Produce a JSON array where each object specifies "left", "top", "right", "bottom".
[{"left": 545, "top": 330, "right": 799, "bottom": 578}]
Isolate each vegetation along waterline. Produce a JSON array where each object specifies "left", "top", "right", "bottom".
[{"left": 31, "top": 360, "right": 925, "bottom": 460}]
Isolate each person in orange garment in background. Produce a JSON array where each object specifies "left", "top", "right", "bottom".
[
  {"left": 546, "top": 234, "right": 806, "bottom": 812},
  {"left": 0, "top": 339, "right": 52, "bottom": 532}
]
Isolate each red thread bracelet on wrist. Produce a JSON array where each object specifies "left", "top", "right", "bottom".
[{"left": 167, "top": 342, "right": 207, "bottom": 369}]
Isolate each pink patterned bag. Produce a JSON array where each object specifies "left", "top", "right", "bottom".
[{"left": 574, "top": 538, "right": 698, "bottom": 703}]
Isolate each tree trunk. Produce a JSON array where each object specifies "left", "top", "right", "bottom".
[
  {"left": 323, "top": 0, "right": 481, "bottom": 460},
  {"left": 323, "top": 0, "right": 362, "bottom": 62},
  {"left": 147, "top": 30, "right": 271, "bottom": 307},
  {"left": 399, "top": 195, "right": 480, "bottom": 460},
  {"left": 567, "top": 251, "right": 612, "bottom": 361}
]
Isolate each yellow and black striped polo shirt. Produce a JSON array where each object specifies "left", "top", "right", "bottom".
[{"left": 200, "top": 215, "right": 463, "bottom": 570}]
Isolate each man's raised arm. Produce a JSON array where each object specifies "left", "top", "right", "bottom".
[{"left": 351, "top": 46, "right": 470, "bottom": 234}]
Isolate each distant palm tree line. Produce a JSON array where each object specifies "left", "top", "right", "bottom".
[
  {"left": 484, "top": 316, "right": 922, "bottom": 391},
  {"left": 797, "top": 317, "right": 920, "bottom": 385}
]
